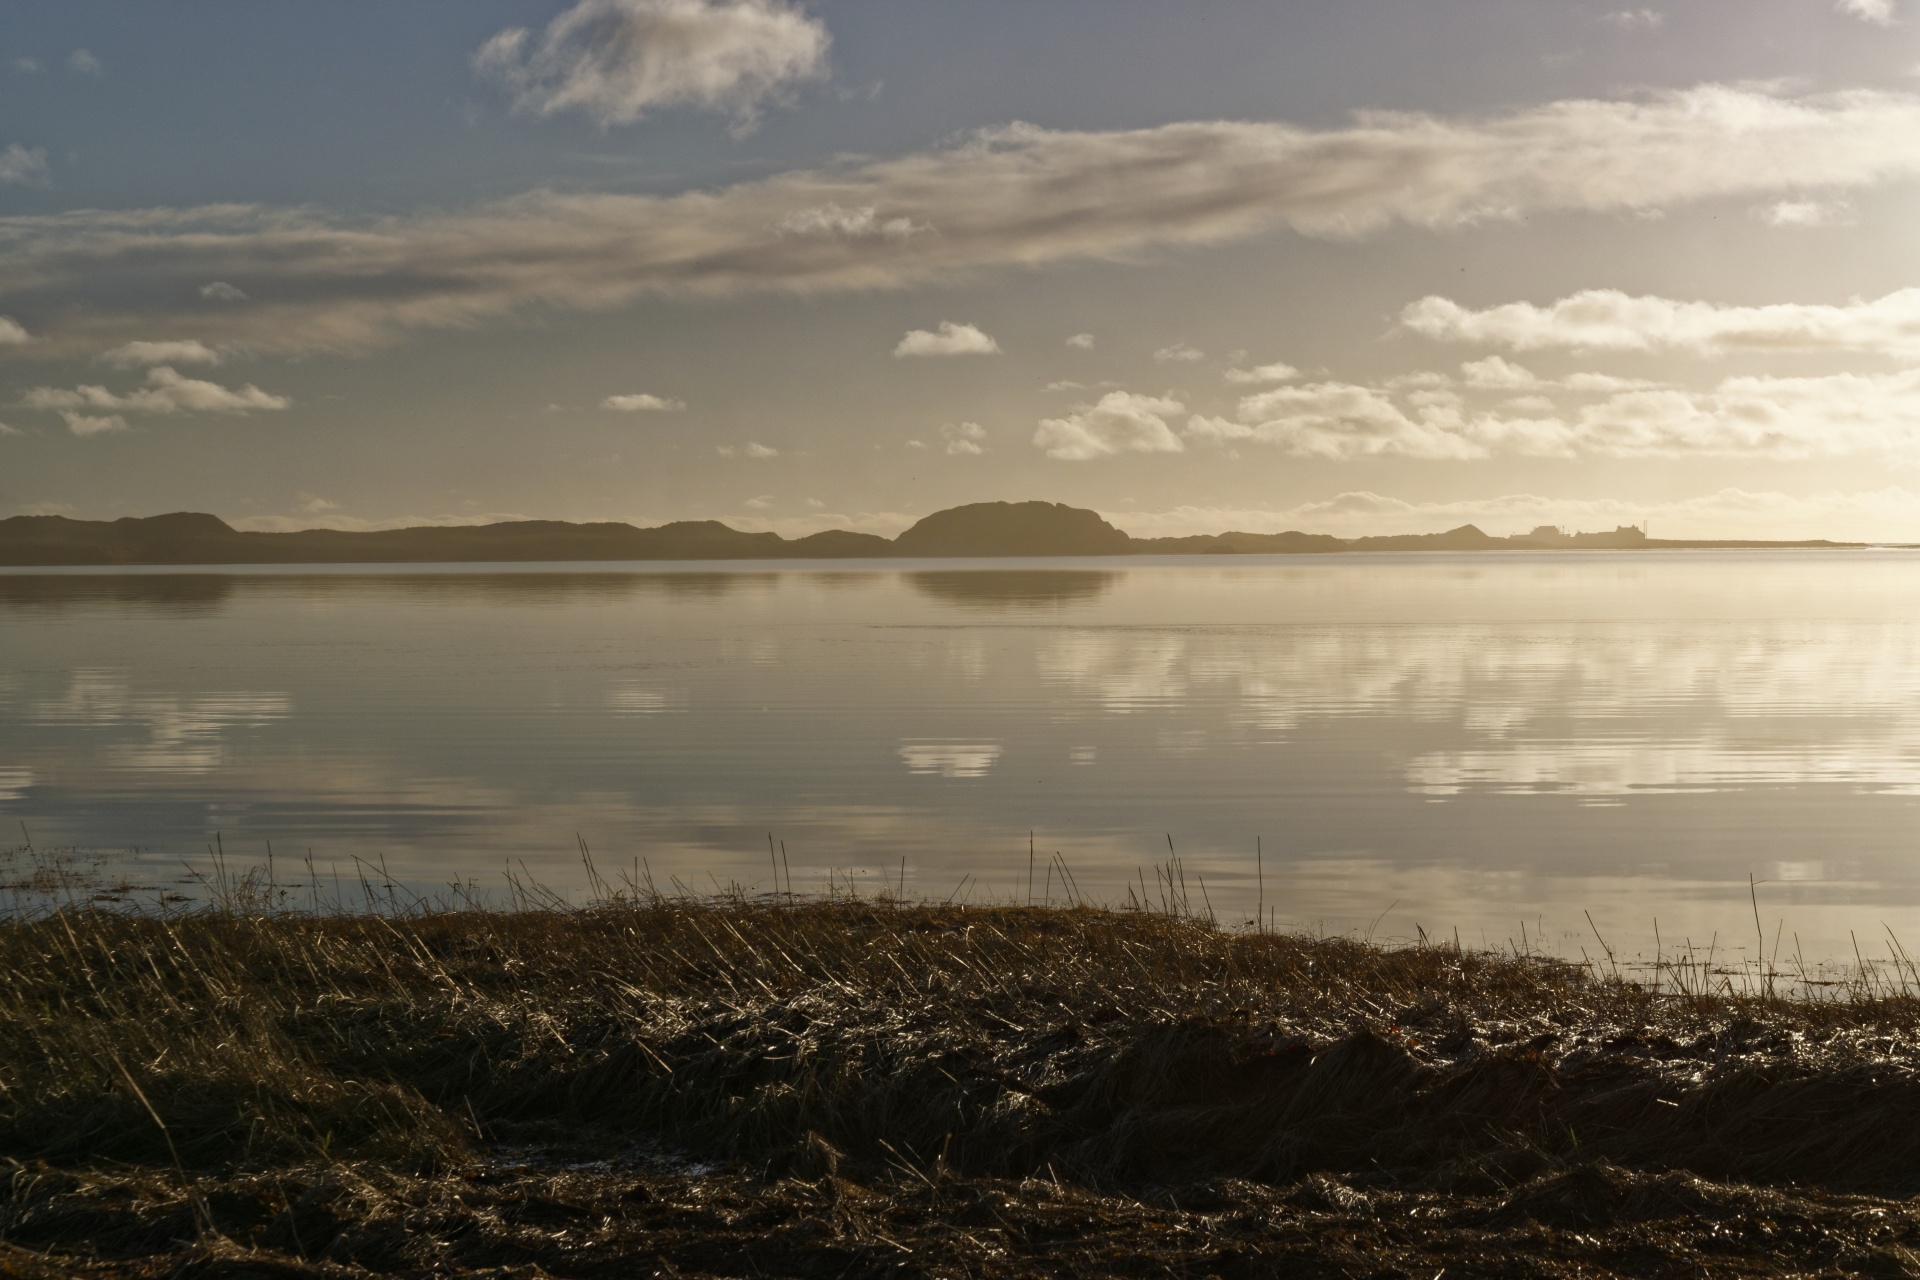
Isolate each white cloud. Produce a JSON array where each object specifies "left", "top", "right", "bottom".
[
  {"left": 16, "top": 84, "right": 1920, "bottom": 355},
  {"left": 0, "top": 317, "right": 30, "bottom": 345},
  {"left": 0, "top": 144, "right": 48, "bottom": 186},
  {"left": 775, "top": 203, "right": 922, "bottom": 241},
  {"left": 23, "top": 367, "right": 290, "bottom": 416},
  {"left": 1404, "top": 286, "right": 1920, "bottom": 361},
  {"left": 199, "top": 282, "right": 247, "bottom": 302},
  {"left": 65, "top": 49, "right": 101, "bottom": 76},
  {"left": 1035, "top": 391, "right": 1186, "bottom": 460},
  {"left": 102, "top": 340, "right": 222, "bottom": 368},
  {"left": 893, "top": 321, "right": 1000, "bottom": 357},
  {"left": 473, "top": 0, "right": 829, "bottom": 130},
  {"left": 1224, "top": 361, "right": 1299, "bottom": 384},
  {"left": 1154, "top": 342, "right": 1205, "bottom": 363},
  {"left": 0, "top": 421, "right": 18, "bottom": 436},
  {"left": 1837, "top": 0, "right": 1896, "bottom": 23},
  {"left": 1186, "top": 367, "right": 1920, "bottom": 461},
  {"left": 940, "top": 421, "right": 987, "bottom": 455},
  {"left": 1459, "top": 355, "right": 1539, "bottom": 389},
  {"left": 744, "top": 493, "right": 774, "bottom": 508},
  {"left": 718, "top": 441, "right": 779, "bottom": 458},
  {"left": 298, "top": 493, "right": 338, "bottom": 513},
  {"left": 12, "top": 59, "right": 40, "bottom": 75},
  {"left": 1112, "top": 485, "right": 1920, "bottom": 543},
  {"left": 60, "top": 411, "right": 127, "bottom": 437},
  {"left": 1601, "top": 9, "right": 1665, "bottom": 29},
  {"left": 601, "top": 392, "right": 686, "bottom": 411},
  {"left": 1066, "top": 332, "right": 1095, "bottom": 349},
  {"left": 1755, "top": 197, "right": 1854, "bottom": 227},
  {"left": 1188, "top": 382, "right": 1490, "bottom": 460}
]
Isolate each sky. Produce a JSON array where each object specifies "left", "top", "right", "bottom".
[{"left": 7, "top": 1, "right": 1920, "bottom": 539}]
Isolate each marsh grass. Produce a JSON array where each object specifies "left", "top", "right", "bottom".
[{"left": 11, "top": 844, "right": 1920, "bottom": 1274}]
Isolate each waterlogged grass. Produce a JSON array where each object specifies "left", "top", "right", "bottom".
[{"left": 8, "top": 852, "right": 1920, "bottom": 1275}]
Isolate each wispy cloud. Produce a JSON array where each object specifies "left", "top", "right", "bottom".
[
  {"left": 1065, "top": 332, "right": 1095, "bottom": 349},
  {"left": 894, "top": 321, "right": 999, "bottom": 357},
  {"left": 65, "top": 49, "right": 102, "bottom": 76},
  {"left": 1113, "top": 486, "right": 1920, "bottom": 542},
  {"left": 0, "top": 144, "right": 48, "bottom": 186},
  {"left": 1186, "top": 367, "right": 1920, "bottom": 461},
  {"left": 1754, "top": 197, "right": 1854, "bottom": 228},
  {"left": 60, "top": 412, "right": 126, "bottom": 437},
  {"left": 1600, "top": 9, "right": 1665, "bottom": 29},
  {"left": 1403, "top": 286, "right": 1920, "bottom": 360},
  {"left": 23, "top": 367, "right": 290, "bottom": 415},
  {"left": 0, "top": 317, "right": 30, "bottom": 345},
  {"left": 601, "top": 391, "right": 686, "bottom": 410},
  {"left": 940, "top": 421, "right": 986, "bottom": 454},
  {"left": 473, "top": 0, "right": 829, "bottom": 131},
  {"left": 1836, "top": 0, "right": 1896, "bottom": 24},
  {"left": 13, "top": 85, "right": 1920, "bottom": 355},
  {"left": 717, "top": 441, "right": 779, "bottom": 457},
  {"left": 102, "top": 340, "right": 222, "bottom": 368},
  {"left": 1035, "top": 391, "right": 1185, "bottom": 460},
  {"left": 1223, "top": 361, "right": 1299, "bottom": 384},
  {"left": 1153, "top": 342, "right": 1204, "bottom": 363}
]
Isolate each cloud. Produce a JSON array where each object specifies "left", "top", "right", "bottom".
[
  {"left": 1188, "top": 381, "right": 1490, "bottom": 460},
  {"left": 0, "top": 144, "right": 48, "bottom": 186},
  {"left": 601, "top": 391, "right": 685, "bottom": 410},
  {"left": 1404, "top": 286, "right": 1920, "bottom": 361},
  {"left": 101, "top": 339, "right": 222, "bottom": 368},
  {"left": 297, "top": 492, "right": 338, "bottom": 513},
  {"left": 14, "top": 84, "right": 1920, "bottom": 355},
  {"left": 1836, "top": 0, "right": 1896, "bottom": 23},
  {"left": 1187, "top": 367, "right": 1920, "bottom": 460},
  {"left": 744, "top": 493, "right": 774, "bottom": 508},
  {"left": 775, "top": 203, "right": 922, "bottom": 240},
  {"left": 1066, "top": 332, "right": 1095, "bottom": 349},
  {"left": 1035, "top": 391, "right": 1185, "bottom": 460},
  {"left": 893, "top": 320, "right": 1000, "bottom": 357},
  {"left": 12, "top": 59, "right": 40, "bottom": 75},
  {"left": 719, "top": 441, "right": 778, "bottom": 457},
  {"left": 941, "top": 421, "right": 986, "bottom": 454},
  {"left": 1154, "top": 342, "right": 1205, "bottom": 363},
  {"left": 23, "top": 366, "right": 290, "bottom": 416},
  {"left": 473, "top": 0, "right": 829, "bottom": 130},
  {"left": 1755, "top": 197, "right": 1854, "bottom": 228},
  {"left": 65, "top": 49, "right": 102, "bottom": 76},
  {"left": 1112, "top": 485, "right": 1920, "bottom": 542},
  {"left": 61, "top": 411, "right": 126, "bottom": 437},
  {"left": 1224, "top": 361, "right": 1299, "bottom": 384},
  {"left": 199, "top": 281, "right": 247, "bottom": 302},
  {"left": 0, "top": 420, "right": 18, "bottom": 436},
  {"left": 0, "top": 317, "right": 29, "bottom": 345},
  {"left": 1601, "top": 9, "right": 1665, "bottom": 28}
]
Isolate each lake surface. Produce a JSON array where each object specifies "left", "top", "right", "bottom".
[{"left": 6, "top": 551, "right": 1920, "bottom": 963}]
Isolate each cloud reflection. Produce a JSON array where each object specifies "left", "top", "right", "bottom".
[{"left": 32, "top": 670, "right": 290, "bottom": 773}]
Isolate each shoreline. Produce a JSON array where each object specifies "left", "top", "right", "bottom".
[{"left": 7, "top": 896, "right": 1920, "bottom": 1276}]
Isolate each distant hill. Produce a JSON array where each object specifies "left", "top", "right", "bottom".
[
  {"left": 0, "top": 504, "right": 1863, "bottom": 566},
  {"left": 892, "top": 501, "right": 1132, "bottom": 557}
]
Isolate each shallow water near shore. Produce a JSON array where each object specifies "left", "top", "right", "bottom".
[{"left": 7, "top": 548, "right": 1920, "bottom": 962}]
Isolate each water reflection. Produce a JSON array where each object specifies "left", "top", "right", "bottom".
[
  {"left": 906, "top": 570, "right": 1117, "bottom": 609},
  {"left": 30, "top": 670, "right": 290, "bottom": 774},
  {"left": 0, "top": 569, "right": 784, "bottom": 612},
  {"left": 8, "top": 553, "right": 1920, "bottom": 962}
]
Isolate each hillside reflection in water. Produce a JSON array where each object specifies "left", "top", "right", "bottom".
[{"left": 5, "top": 552, "right": 1920, "bottom": 961}]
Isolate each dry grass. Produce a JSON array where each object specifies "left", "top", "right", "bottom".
[{"left": 8, "top": 853, "right": 1920, "bottom": 1275}]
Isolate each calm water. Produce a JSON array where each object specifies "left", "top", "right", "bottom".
[{"left": 6, "top": 551, "right": 1920, "bottom": 962}]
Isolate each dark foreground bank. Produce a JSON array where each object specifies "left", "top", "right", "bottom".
[{"left": 7, "top": 896, "right": 1920, "bottom": 1278}]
